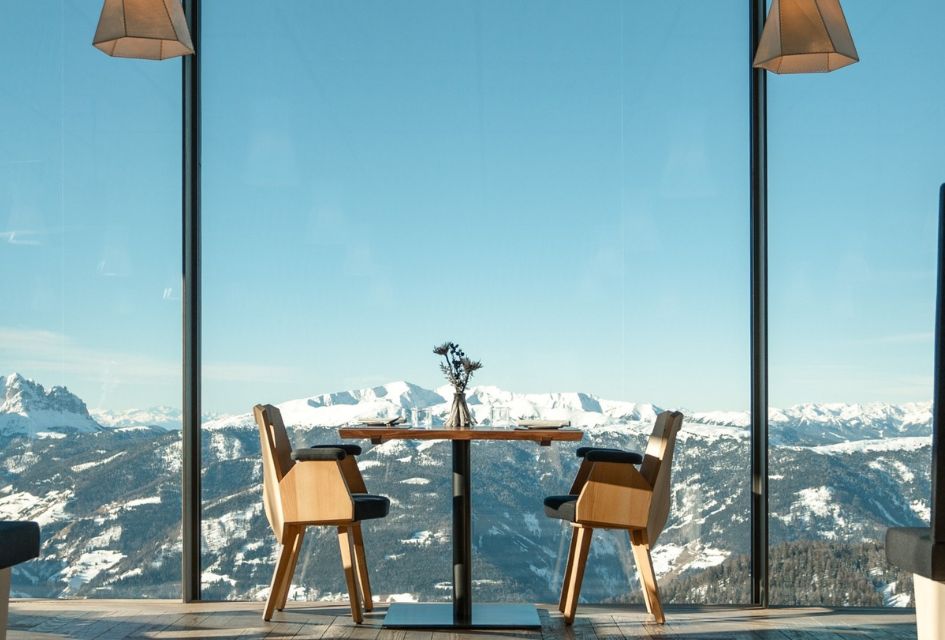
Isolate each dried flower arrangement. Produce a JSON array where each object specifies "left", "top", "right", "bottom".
[
  {"left": 433, "top": 342, "right": 482, "bottom": 428},
  {"left": 433, "top": 342, "right": 483, "bottom": 392}
]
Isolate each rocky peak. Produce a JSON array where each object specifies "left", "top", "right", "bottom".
[{"left": 0, "top": 373, "right": 101, "bottom": 435}]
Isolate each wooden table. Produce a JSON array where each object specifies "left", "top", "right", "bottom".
[{"left": 338, "top": 426, "right": 583, "bottom": 629}]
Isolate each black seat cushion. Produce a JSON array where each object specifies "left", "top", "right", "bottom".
[
  {"left": 544, "top": 495, "right": 578, "bottom": 522},
  {"left": 576, "top": 447, "right": 643, "bottom": 464},
  {"left": 309, "top": 444, "right": 363, "bottom": 456},
  {"left": 292, "top": 447, "right": 347, "bottom": 461},
  {"left": 886, "top": 527, "right": 945, "bottom": 581},
  {"left": 0, "top": 521, "right": 40, "bottom": 569},
  {"left": 353, "top": 494, "right": 390, "bottom": 521},
  {"left": 584, "top": 449, "right": 643, "bottom": 464},
  {"left": 577, "top": 446, "right": 617, "bottom": 458}
]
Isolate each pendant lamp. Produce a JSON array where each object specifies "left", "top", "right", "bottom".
[
  {"left": 93, "top": 0, "right": 194, "bottom": 60},
  {"left": 753, "top": 0, "right": 858, "bottom": 74}
]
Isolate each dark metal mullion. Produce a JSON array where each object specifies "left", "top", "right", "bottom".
[
  {"left": 749, "top": 0, "right": 769, "bottom": 608},
  {"left": 932, "top": 184, "right": 945, "bottom": 543},
  {"left": 182, "top": 0, "right": 202, "bottom": 604}
]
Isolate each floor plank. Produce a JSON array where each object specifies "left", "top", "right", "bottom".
[{"left": 6, "top": 601, "right": 918, "bottom": 640}]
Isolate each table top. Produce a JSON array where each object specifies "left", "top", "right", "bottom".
[{"left": 338, "top": 426, "right": 583, "bottom": 446}]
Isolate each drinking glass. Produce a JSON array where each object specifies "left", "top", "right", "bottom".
[
  {"left": 411, "top": 407, "right": 433, "bottom": 429},
  {"left": 490, "top": 406, "right": 511, "bottom": 430}
]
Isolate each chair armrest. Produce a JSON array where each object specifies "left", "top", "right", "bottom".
[
  {"left": 308, "top": 444, "right": 363, "bottom": 456},
  {"left": 303, "top": 446, "right": 367, "bottom": 492},
  {"left": 280, "top": 459, "right": 354, "bottom": 523},
  {"left": 584, "top": 449, "right": 643, "bottom": 464},
  {"left": 569, "top": 449, "right": 642, "bottom": 494},
  {"left": 576, "top": 461, "right": 652, "bottom": 528},
  {"left": 292, "top": 447, "right": 347, "bottom": 461}
]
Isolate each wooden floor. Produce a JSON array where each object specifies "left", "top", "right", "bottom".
[{"left": 7, "top": 600, "right": 918, "bottom": 640}]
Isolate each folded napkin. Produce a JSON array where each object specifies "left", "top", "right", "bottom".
[
  {"left": 358, "top": 416, "right": 405, "bottom": 427},
  {"left": 515, "top": 419, "right": 571, "bottom": 429}
]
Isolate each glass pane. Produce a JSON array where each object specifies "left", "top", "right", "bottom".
[
  {"left": 202, "top": 0, "right": 749, "bottom": 605},
  {"left": 0, "top": 2, "right": 182, "bottom": 597},
  {"left": 768, "top": 0, "right": 943, "bottom": 607}
]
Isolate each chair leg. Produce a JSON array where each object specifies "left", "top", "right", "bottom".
[
  {"left": 558, "top": 526, "right": 579, "bottom": 612},
  {"left": 275, "top": 527, "right": 305, "bottom": 611},
  {"left": 337, "top": 525, "right": 363, "bottom": 623},
  {"left": 630, "top": 532, "right": 665, "bottom": 624},
  {"left": 0, "top": 567, "right": 10, "bottom": 640},
  {"left": 563, "top": 526, "right": 593, "bottom": 625},
  {"left": 629, "top": 531, "right": 653, "bottom": 615},
  {"left": 351, "top": 524, "right": 373, "bottom": 612},
  {"left": 264, "top": 526, "right": 300, "bottom": 621}
]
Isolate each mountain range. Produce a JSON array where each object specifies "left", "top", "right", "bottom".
[
  {"left": 3, "top": 370, "right": 924, "bottom": 447},
  {"left": 0, "top": 373, "right": 931, "bottom": 607}
]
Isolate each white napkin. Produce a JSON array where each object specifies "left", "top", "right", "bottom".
[
  {"left": 515, "top": 419, "right": 571, "bottom": 429},
  {"left": 358, "top": 416, "right": 405, "bottom": 426}
]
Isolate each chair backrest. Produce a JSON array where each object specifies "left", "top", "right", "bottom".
[
  {"left": 253, "top": 404, "right": 295, "bottom": 540},
  {"left": 639, "top": 410, "right": 684, "bottom": 545}
]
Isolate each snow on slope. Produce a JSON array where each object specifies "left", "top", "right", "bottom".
[{"left": 805, "top": 436, "right": 931, "bottom": 455}]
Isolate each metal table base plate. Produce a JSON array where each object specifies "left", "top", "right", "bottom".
[{"left": 383, "top": 603, "right": 541, "bottom": 629}]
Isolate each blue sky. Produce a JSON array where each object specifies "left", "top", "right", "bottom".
[{"left": 0, "top": 1, "right": 942, "bottom": 414}]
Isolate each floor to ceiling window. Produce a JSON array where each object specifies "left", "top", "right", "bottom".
[
  {"left": 0, "top": 1, "right": 182, "bottom": 598},
  {"left": 768, "top": 0, "right": 945, "bottom": 606},
  {"left": 0, "top": 0, "right": 940, "bottom": 610},
  {"left": 201, "top": 0, "right": 749, "bottom": 605}
]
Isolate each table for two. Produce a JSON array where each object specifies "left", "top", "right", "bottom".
[{"left": 338, "top": 426, "right": 583, "bottom": 630}]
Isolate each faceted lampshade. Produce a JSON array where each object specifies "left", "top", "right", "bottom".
[
  {"left": 93, "top": 0, "right": 194, "bottom": 60},
  {"left": 753, "top": 0, "right": 858, "bottom": 74}
]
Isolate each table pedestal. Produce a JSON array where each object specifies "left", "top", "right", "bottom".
[
  {"left": 453, "top": 440, "right": 472, "bottom": 622},
  {"left": 381, "top": 440, "right": 541, "bottom": 629}
]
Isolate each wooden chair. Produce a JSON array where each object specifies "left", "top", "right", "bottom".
[
  {"left": 544, "top": 410, "right": 684, "bottom": 625},
  {"left": 254, "top": 403, "right": 390, "bottom": 623}
]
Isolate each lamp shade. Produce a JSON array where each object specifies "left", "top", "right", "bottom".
[
  {"left": 753, "top": 0, "right": 858, "bottom": 74},
  {"left": 93, "top": 0, "right": 194, "bottom": 60}
]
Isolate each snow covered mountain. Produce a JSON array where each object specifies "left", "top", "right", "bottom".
[
  {"left": 91, "top": 406, "right": 183, "bottom": 432},
  {"left": 0, "top": 373, "right": 102, "bottom": 436},
  {"left": 205, "top": 380, "right": 926, "bottom": 445},
  {"left": 693, "top": 401, "right": 932, "bottom": 445},
  {"left": 0, "top": 377, "right": 932, "bottom": 606}
]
